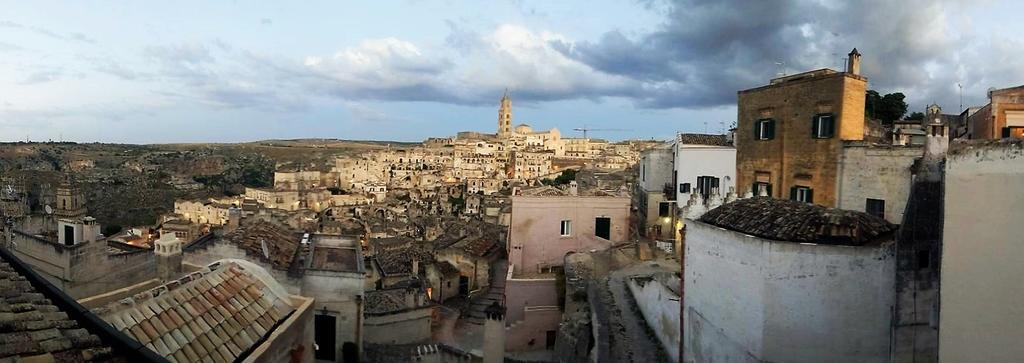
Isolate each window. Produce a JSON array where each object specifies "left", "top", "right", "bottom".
[
  {"left": 1002, "top": 127, "right": 1024, "bottom": 138},
  {"left": 790, "top": 186, "right": 813, "bottom": 203},
  {"left": 866, "top": 198, "right": 885, "bottom": 219},
  {"left": 680, "top": 183, "right": 691, "bottom": 193},
  {"left": 812, "top": 113, "right": 835, "bottom": 139},
  {"left": 917, "top": 250, "right": 931, "bottom": 269},
  {"left": 560, "top": 220, "right": 572, "bottom": 237},
  {"left": 696, "top": 176, "right": 720, "bottom": 198},
  {"left": 753, "top": 182, "right": 772, "bottom": 196},
  {"left": 595, "top": 217, "right": 611, "bottom": 240},
  {"left": 658, "top": 202, "right": 671, "bottom": 217},
  {"left": 755, "top": 119, "right": 775, "bottom": 140}
]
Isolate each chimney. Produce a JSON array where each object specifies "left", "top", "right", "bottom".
[
  {"left": 404, "top": 287, "right": 418, "bottom": 308},
  {"left": 568, "top": 180, "right": 578, "bottom": 196},
  {"left": 846, "top": 48, "right": 861, "bottom": 75},
  {"left": 483, "top": 302, "right": 506, "bottom": 363}
]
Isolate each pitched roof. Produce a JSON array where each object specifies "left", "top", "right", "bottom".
[
  {"left": 222, "top": 222, "right": 301, "bottom": 270},
  {"left": 677, "top": 133, "right": 732, "bottom": 146},
  {"left": 97, "top": 260, "right": 297, "bottom": 363},
  {"left": 0, "top": 248, "right": 157, "bottom": 362},
  {"left": 363, "top": 287, "right": 428, "bottom": 315},
  {"left": 445, "top": 236, "right": 499, "bottom": 258},
  {"left": 374, "top": 245, "right": 434, "bottom": 277},
  {"left": 698, "top": 197, "right": 896, "bottom": 246}
]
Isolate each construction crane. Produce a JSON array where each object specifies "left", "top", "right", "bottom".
[{"left": 572, "top": 126, "right": 630, "bottom": 139}]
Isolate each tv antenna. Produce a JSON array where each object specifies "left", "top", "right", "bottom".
[{"left": 260, "top": 238, "right": 270, "bottom": 259}]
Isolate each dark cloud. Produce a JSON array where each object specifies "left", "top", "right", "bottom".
[{"left": 555, "top": 0, "right": 1003, "bottom": 112}]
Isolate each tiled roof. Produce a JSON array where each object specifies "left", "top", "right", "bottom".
[
  {"left": 446, "top": 236, "right": 499, "bottom": 258},
  {"left": 222, "top": 222, "right": 301, "bottom": 270},
  {"left": 310, "top": 246, "right": 361, "bottom": 272},
  {"left": 0, "top": 254, "right": 135, "bottom": 362},
  {"left": 435, "top": 262, "right": 460, "bottom": 276},
  {"left": 374, "top": 246, "right": 434, "bottom": 277},
  {"left": 363, "top": 287, "right": 428, "bottom": 315},
  {"left": 698, "top": 197, "right": 896, "bottom": 246},
  {"left": 97, "top": 261, "right": 297, "bottom": 363},
  {"left": 677, "top": 133, "right": 732, "bottom": 146}
]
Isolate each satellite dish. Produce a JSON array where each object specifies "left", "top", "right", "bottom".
[{"left": 44, "top": 205, "right": 53, "bottom": 215}]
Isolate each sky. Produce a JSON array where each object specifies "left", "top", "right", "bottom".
[{"left": 1, "top": 0, "right": 1022, "bottom": 144}]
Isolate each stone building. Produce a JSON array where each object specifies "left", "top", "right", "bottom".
[
  {"left": 684, "top": 197, "right": 897, "bottom": 362},
  {"left": 505, "top": 184, "right": 630, "bottom": 352},
  {"left": 636, "top": 143, "right": 675, "bottom": 241},
  {"left": 939, "top": 139, "right": 1024, "bottom": 362},
  {"left": 9, "top": 216, "right": 166, "bottom": 299},
  {"left": 736, "top": 48, "right": 867, "bottom": 207},
  {"left": 362, "top": 285, "right": 434, "bottom": 345},
  {"left": 964, "top": 84, "right": 1024, "bottom": 139}
]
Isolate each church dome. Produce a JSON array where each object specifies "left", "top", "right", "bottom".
[{"left": 514, "top": 124, "right": 533, "bottom": 134}]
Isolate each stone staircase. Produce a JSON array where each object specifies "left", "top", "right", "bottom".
[{"left": 464, "top": 261, "right": 508, "bottom": 325}]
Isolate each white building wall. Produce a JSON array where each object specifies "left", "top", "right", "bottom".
[
  {"left": 627, "top": 275, "right": 681, "bottom": 363},
  {"left": 684, "top": 221, "right": 895, "bottom": 363},
  {"left": 639, "top": 145, "right": 674, "bottom": 193},
  {"left": 674, "top": 145, "right": 737, "bottom": 201},
  {"left": 940, "top": 143, "right": 1024, "bottom": 362}
]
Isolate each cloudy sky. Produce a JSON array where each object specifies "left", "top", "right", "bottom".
[{"left": 1, "top": 0, "right": 1022, "bottom": 143}]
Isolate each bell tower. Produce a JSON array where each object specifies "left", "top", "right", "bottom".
[
  {"left": 497, "top": 89, "right": 512, "bottom": 138},
  {"left": 55, "top": 176, "right": 87, "bottom": 219}
]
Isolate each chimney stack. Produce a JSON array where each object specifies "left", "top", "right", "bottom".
[
  {"left": 846, "top": 48, "right": 861, "bottom": 75},
  {"left": 483, "top": 302, "right": 506, "bottom": 363}
]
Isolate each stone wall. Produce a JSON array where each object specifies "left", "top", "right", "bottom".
[
  {"left": 838, "top": 143, "right": 921, "bottom": 223},
  {"left": 248, "top": 295, "right": 315, "bottom": 363},
  {"left": 509, "top": 196, "right": 629, "bottom": 272},
  {"left": 363, "top": 308, "right": 433, "bottom": 345}
]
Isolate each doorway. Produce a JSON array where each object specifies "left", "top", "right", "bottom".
[
  {"left": 459, "top": 276, "right": 470, "bottom": 296},
  {"left": 595, "top": 217, "right": 611, "bottom": 240},
  {"left": 314, "top": 315, "right": 336, "bottom": 361}
]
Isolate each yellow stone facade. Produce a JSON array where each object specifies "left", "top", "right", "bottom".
[{"left": 736, "top": 65, "right": 867, "bottom": 208}]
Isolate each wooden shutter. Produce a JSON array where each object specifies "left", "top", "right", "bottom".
[
  {"left": 1003, "top": 127, "right": 1011, "bottom": 138},
  {"left": 806, "top": 188, "right": 814, "bottom": 203},
  {"left": 790, "top": 186, "right": 798, "bottom": 200},
  {"left": 766, "top": 183, "right": 773, "bottom": 197},
  {"left": 767, "top": 120, "right": 776, "bottom": 139},
  {"left": 826, "top": 116, "right": 835, "bottom": 138},
  {"left": 812, "top": 116, "right": 820, "bottom": 138}
]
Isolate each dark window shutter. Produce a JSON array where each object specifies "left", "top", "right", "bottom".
[
  {"left": 755, "top": 120, "right": 762, "bottom": 139},
  {"left": 1003, "top": 127, "right": 1011, "bottom": 138},
  {"left": 682, "top": 183, "right": 691, "bottom": 193},
  {"left": 826, "top": 116, "right": 835, "bottom": 138},
  {"left": 766, "top": 183, "right": 773, "bottom": 197},
  {"left": 807, "top": 188, "right": 814, "bottom": 203},
  {"left": 790, "top": 186, "right": 798, "bottom": 200},
  {"left": 752, "top": 183, "right": 758, "bottom": 195},
  {"left": 712, "top": 177, "right": 719, "bottom": 189},
  {"left": 768, "top": 120, "right": 776, "bottom": 139},
  {"left": 812, "top": 116, "right": 820, "bottom": 138}
]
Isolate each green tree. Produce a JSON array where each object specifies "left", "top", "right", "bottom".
[
  {"left": 906, "top": 111, "right": 925, "bottom": 121},
  {"left": 865, "top": 90, "right": 909, "bottom": 125},
  {"left": 552, "top": 169, "right": 577, "bottom": 185}
]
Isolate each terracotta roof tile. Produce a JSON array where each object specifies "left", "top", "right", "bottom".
[
  {"left": 677, "top": 133, "right": 732, "bottom": 146},
  {"left": 698, "top": 197, "right": 896, "bottom": 245},
  {"left": 97, "top": 261, "right": 298, "bottom": 362}
]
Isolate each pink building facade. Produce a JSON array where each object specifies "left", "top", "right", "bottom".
[{"left": 504, "top": 195, "right": 630, "bottom": 351}]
